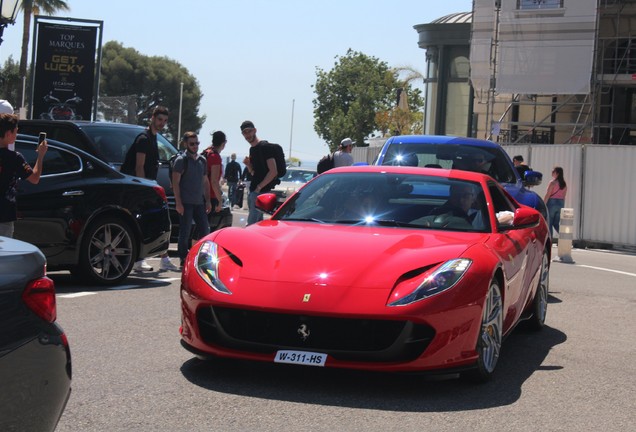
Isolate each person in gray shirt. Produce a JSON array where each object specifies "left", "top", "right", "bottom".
[
  {"left": 172, "top": 131, "right": 212, "bottom": 267},
  {"left": 334, "top": 137, "right": 354, "bottom": 167}
]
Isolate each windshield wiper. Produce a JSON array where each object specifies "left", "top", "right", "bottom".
[
  {"left": 329, "top": 219, "right": 421, "bottom": 228},
  {"left": 281, "top": 217, "right": 326, "bottom": 224},
  {"left": 372, "top": 219, "right": 422, "bottom": 228}
]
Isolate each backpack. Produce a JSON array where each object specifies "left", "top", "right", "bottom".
[
  {"left": 317, "top": 153, "right": 334, "bottom": 174},
  {"left": 261, "top": 141, "right": 287, "bottom": 178},
  {"left": 168, "top": 151, "right": 188, "bottom": 187}
]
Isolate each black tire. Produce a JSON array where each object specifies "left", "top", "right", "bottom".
[
  {"left": 462, "top": 279, "right": 503, "bottom": 383},
  {"left": 77, "top": 216, "right": 137, "bottom": 285},
  {"left": 527, "top": 248, "right": 550, "bottom": 331}
]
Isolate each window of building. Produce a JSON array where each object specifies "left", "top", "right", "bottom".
[{"left": 517, "top": 0, "right": 563, "bottom": 9}]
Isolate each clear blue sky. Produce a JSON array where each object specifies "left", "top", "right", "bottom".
[{"left": 0, "top": 0, "right": 471, "bottom": 165}]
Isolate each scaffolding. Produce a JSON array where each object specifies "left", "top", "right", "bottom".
[{"left": 489, "top": 0, "right": 636, "bottom": 145}]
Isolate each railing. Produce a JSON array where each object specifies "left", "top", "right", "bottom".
[{"left": 496, "top": 129, "right": 552, "bottom": 144}]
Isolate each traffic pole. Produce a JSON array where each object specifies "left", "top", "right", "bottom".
[{"left": 557, "top": 208, "right": 575, "bottom": 263}]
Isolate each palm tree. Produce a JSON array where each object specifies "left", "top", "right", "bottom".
[{"left": 18, "top": 0, "right": 70, "bottom": 98}]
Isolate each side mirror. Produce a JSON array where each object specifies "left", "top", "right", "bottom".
[
  {"left": 255, "top": 193, "right": 279, "bottom": 214},
  {"left": 523, "top": 170, "right": 542, "bottom": 186},
  {"left": 512, "top": 207, "right": 540, "bottom": 228}
]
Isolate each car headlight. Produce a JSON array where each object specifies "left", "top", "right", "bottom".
[
  {"left": 388, "top": 259, "right": 472, "bottom": 306},
  {"left": 196, "top": 241, "right": 232, "bottom": 295}
]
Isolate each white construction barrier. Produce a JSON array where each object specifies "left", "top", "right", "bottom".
[{"left": 557, "top": 208, "right": 575, "bottom": 263}]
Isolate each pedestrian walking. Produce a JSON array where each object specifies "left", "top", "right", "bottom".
[
  {"left": 224, "top": 152, "right": 241, "bottom": 208},
  {"left": 172, "top": 131, "right": 211, "bottom": 268},
  {"left": 204, "top": 131, "right": 226, "bottom": 214},
  {"left": 240, "top": 120, "right": 278, "bottom": 225},
  {"left": 544, "top": 166, "right": 567, "bottom": 237},
  {"left": 121, "top": 106, "right": 180, "bottom": 272},
  {"left": 0, "top": 113, "right": 47, "bottom": 238}
]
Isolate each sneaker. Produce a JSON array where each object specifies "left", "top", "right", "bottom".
[
  {"left": 160, "top": 257, "right": 180, "bottom": 272},
  {"left": 133, "top": 259, "right": 153, "bottom": 272}
]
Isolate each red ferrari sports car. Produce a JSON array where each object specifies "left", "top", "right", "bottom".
[{"left": 180, "top": 166, "right": 550, "bottom": 381}]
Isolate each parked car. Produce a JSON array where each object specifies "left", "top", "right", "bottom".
[
  {"left": 0, "top": 236, "right": 72, "bottom": 431},
  {"left": 17, "top": 120, "right": 233, "bottom": 239},
  {"left": 373, "top": 135, "right": 548, "bottom": 221},
  {"left": 13, "top": 135, "right": 171, "bottom": 285},
  {"left": 272, "top": 167, "right": 317, "bottom": 201},
  {"left": 180, "top": 165, "right": 550, "bottom": 381}
]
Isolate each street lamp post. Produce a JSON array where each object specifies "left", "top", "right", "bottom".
[{"left": 0, "top": 0, "right": 22, "bottom": 46}]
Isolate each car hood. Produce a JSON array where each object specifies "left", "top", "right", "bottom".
[{"left": 211, "top": 221, "right": 483, "bottom": 290}]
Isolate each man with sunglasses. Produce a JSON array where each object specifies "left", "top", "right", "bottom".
[{"left": 172, "top": 131, "right": 211, "bottom": 268}]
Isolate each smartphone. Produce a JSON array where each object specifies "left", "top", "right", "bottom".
[{"left": 39, "top": 132, "right": 46, "bottom": 144}]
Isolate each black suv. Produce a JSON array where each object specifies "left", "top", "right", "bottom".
[{"left": 18, "top": 120, "right": 233, "bottom": 239}]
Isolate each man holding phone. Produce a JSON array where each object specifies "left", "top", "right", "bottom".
[{"left": 0, "top": 113, "right": 47, "bottom": 238}]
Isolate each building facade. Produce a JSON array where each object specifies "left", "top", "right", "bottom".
[{"left": 415, "top": 0, "right": 636, "bottom": 146}]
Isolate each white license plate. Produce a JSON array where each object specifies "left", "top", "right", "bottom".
[{"left": 274, "top": 350, "right": 327, "bottom": 367}]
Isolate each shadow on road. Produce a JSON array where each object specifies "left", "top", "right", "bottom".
[
  {"left": 49, "top": 271, "right": 178, "bottom": 293},
  {"left": 180, "top": 325, "right": 567, "bottom": 412}
]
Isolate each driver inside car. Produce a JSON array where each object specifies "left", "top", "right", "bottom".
[
  {"left": 417, "top": 183, "right": 513, "bottom": 229},
  {"left": 431, "top": 184, "right": 485, "bottom": 227}
]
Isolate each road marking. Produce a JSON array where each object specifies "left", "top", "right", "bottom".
[
  {"left": 58, "top": 292, "right": 97, "bottom": 298},
  {"left": 576, "top": 265, "right": 636, "bottom": 278}
]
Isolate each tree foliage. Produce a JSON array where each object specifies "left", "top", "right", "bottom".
[
  {"left": 100, "top": 41, "right": 205, "bottom": 142},
  {"left": 0, "top": 56, "right": 24, "bottom": 106},
  {"left": 312, "top": 49, "right": 424, "bottom": 151}
]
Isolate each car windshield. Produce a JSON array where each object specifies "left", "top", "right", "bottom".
[
  {"left": 380, "top": 142, "right": 517, "bottom": 184},
  {"left": 82, "top": 125, "right": 178, "bottom": 164},
  {"left": 279, "top": 169, "right": 317, "bottom": 183},
  {"left": 274, "top": 172, "right": 491, "bottom": 233}
]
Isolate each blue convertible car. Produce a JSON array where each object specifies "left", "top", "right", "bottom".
[{"left": 374, "top": 135, "right": 547, "bottom": 220}]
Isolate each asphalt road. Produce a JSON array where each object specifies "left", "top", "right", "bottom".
[{"left": 49, "top": 244, "right": 636, "bottom": 432}]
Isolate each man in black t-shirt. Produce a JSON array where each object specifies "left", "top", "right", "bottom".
[
  {"left": 513, "top": 155, "right": 530, "bottom": 180},
  {"left": 121, "top": 106, "right": 168, "bottom": 179},
  {"left": 240, "top": 120, "right": 278, "bottom": 225},
  {"left": 122, "top": 106, "right": 179, "bottom": 272}
]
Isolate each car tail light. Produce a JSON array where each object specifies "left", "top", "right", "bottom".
[
  {"left": 154, "top": 185, "right": 168, "bottom": 203},
  {"left": 22, "top": 276, "right": 57, "bottom": 323}
]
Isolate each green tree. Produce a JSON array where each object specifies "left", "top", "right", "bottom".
[
  {"left": 100, "top": 41, "right": 205, "bottom": 142},
  {"left": 19, "top": 0, "right": 70, "bottom": 97},
  {"left": 0, "top": 56, "right": 24, "bottom": 106},
  {"left": 388, "top": 65, "right": 426, "bottom": 135},
  {"left": 312, "top": 49, "right": 424, "bottom": 151}
]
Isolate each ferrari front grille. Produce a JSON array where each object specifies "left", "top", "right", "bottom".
[{"left": 197, "top": 306, "right": 435, "bottom": 363}]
